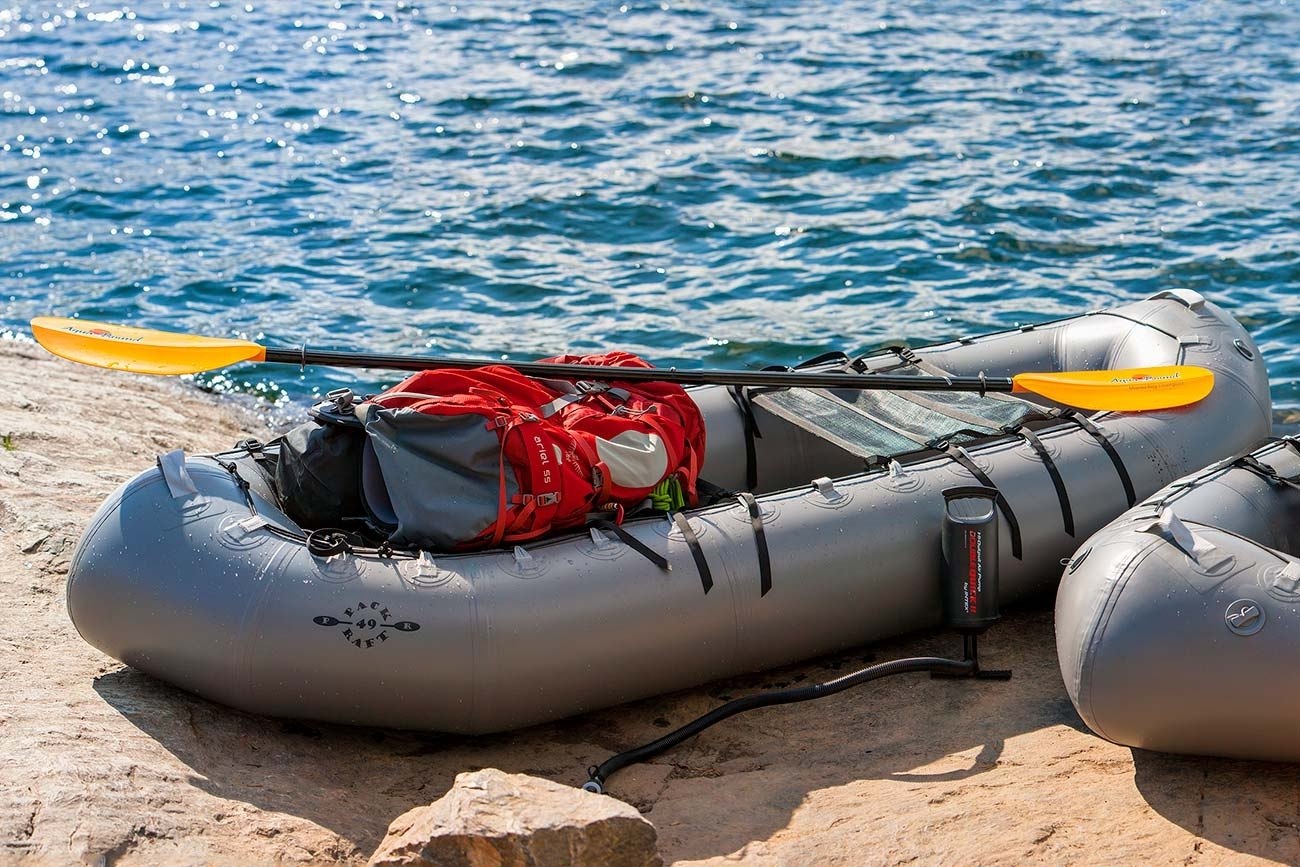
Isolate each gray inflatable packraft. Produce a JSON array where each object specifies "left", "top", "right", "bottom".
[
  {"left": 1057, "top": 435, "right": 1300, "bottom": 761},
  {"left": 68, "top": 291, "right": 1271, "bottom": 734}
]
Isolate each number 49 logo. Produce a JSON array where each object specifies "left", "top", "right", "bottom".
[{"left": 313, "top": 600, "right": 421, "bottom": 649}]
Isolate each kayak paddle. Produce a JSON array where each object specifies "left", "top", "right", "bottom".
[{"left": 29, "top": 316, "right": 1214, "bottom": 412}]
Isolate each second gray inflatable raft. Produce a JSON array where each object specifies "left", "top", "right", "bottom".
[
  {"left": 1057, "top": 436, "right": 1300, "bottom": 761},
  {"left": 68, "top": 291, "right": 1270, "bottom": 733}
]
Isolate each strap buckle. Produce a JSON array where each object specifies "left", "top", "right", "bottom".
[
  {"left": 576, "top": 380, "right": 609, "bottom": 395},
  {"left": 326, "top": 387, "right": 356, "bottom": 413},
  {"left": 513, "top": 492, "right": 562, "bottom": 506},
  {"left": 877, "top": 343, "right": 921, "bottom": 365},
  {"left": 307, "top": 528, "right": 353, "bottom": 558}
]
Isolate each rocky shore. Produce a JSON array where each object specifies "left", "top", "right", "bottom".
[{"left": 1, "top": 340, "right": 1297, "bottom": 865}]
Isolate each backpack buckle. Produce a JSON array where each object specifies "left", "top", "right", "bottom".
[
  {"left": 576, "top": 380, "right": 609, "bottom": 395},
  {"left": 513, "top": 492, "right": 561, "bottom": 507},
  {"left": 326, "top": 388, "right": 355, "bottom": 412}
]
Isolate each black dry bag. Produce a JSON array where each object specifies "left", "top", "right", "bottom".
[{"left": 275, "top": 420, "right": 366, "bottom": 529}]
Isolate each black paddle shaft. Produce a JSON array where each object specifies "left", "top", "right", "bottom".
[{"left": 263, "top": 347, "right": 1015, "bottom": 393}]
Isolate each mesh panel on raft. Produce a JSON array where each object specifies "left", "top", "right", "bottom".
[{"left": 753, "top": 362, "right": 1040, "bottom": 461}]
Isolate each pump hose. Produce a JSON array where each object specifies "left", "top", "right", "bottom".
[{"left": 583, "top": 654, "right": 975, "bottom": 793}]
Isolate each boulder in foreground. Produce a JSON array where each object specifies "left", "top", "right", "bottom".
[{"left": 367, "top": 769, "right": 661, "bottom": 867}]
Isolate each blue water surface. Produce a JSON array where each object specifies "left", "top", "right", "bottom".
[{"left": 2, "top": 1, "right": 1298, "bottom": 414}]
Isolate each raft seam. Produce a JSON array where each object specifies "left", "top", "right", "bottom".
[
  {"left": 237, "top": 540, "right": 295, "bottom": 702},
  {"left": 1109, "top": 418, "right": 1177, "bottom": 491},
  {"left": 1210, "top": 477, "right": 1290, "bottom": 553},
  {"left": 65, "top": 474, "right": 151, "bottom": 638},
  {"left": 1076, "top": 541, "right": 1162, "bottom": 745},
  {"left": 717, "top": 507, "right": 746, "bottom": 670},
  {"left": 468, "top": 568, "right": 483, "bottom": 733},
  {"left": 1209, "top": 365, "right": 1273, "bottom": 433}
]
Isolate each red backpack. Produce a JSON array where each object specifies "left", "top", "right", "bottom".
[{"left": 355, "top": 352, "right": 706, "bottom": 552}]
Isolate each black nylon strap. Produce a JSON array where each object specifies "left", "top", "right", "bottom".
[
  {"left": 1205, "top": 436, "right": 1288, "bottom": 478},
  {"left": 1059, "top": 410, "right": 1137, "bottom": 507},
  {"left": 728, "top": 386, "right": 761, "bottom": 491},
  {"left": 592, "top": 520, "right": 670, "bottom": 572},
  {"left": 945, "top": 445, "right": 1023, "bottom": 560},
  {"left": 1235, "top": 455, "right": 1300, "bottom": 489},
  {"left": 927, "top": 428, "right": 1003, "bottom": 450},
  {"left": 878, "top": 342, "right": 921, "bottom": 366},
  {"left": 737, "top": 492, "right": 773, "bottom": 596},
  {"left": 1014, "top": 427, "right": 1075, "bottom": 537},
  {"left": 850, "top": 342, "right": 918, "bottom": 373},
  {"left": 1152, "top": 436, "right": 1290, "bottom": 511},
  {"left": 1234, "top": 440, "right": 1300, "bottom": 490},
  {"left": 672, "top": 512, "right": 713, "bottom": 594},
  {"left": 795, "top": 351, "right": 851, "bottom": 369}
]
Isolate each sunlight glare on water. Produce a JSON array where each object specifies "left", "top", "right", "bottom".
[{"left": 1, "top": 1, "right": 1298, "bottom": 411}]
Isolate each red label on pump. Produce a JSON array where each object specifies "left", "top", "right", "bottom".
[{"left": 967, "top": 529, "right": 980, "bottom": 614}]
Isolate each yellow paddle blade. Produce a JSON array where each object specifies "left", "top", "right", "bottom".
[
  {"left": 29, "top": 317, "right": 266, "bottom": 375},
  {"left": 1012, "top": 365, "right": 1214, "bottom": 411}
]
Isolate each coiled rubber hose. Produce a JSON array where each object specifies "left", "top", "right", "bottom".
[{"left": 583, "top": 654, "right": 975, "bottom": 793}]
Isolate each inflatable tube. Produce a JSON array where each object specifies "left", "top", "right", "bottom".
[
  {"left": 68, "top": 291, "right": 1270, "bottom": 733},
  {"left": 1057, "top": 435, "right": 1300, "bottom": 761}
]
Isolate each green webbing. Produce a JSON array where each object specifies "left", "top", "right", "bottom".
[{"left": 651, "top": 476, "right": 687, "bottom": 512}]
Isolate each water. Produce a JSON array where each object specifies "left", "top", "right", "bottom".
[{"left": 2, "top": 1, "right": 1299, "bottom": 414}]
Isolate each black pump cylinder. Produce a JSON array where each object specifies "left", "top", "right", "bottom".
[{"left": 940, "top": 486, "right": 1001, "bottom": 633}]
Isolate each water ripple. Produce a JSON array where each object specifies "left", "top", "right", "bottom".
[{"left": 2, "top": 0, "right": 1298, "bottom": 410}]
